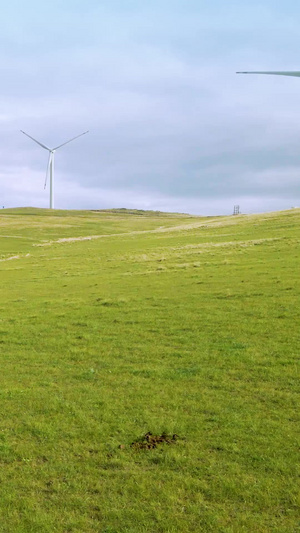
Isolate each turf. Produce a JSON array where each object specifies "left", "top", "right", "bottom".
[{"left": 0, "top": 207, "right": 299, "bottom": 532}]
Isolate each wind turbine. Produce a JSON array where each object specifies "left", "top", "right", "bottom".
[
  {"left": 20, "top": 130, "right": 89, "bottom": 209},
  {"left": 237, "top": 71, "right": 300, "bottom": 77}
]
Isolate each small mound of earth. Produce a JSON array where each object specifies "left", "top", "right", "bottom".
[{"left": 130, "top": 432, "right": 178, "bottom": 450}]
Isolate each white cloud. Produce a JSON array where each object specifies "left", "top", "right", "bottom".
[{"left": 1, "top": 1, "right": 300, "bottom": 214}]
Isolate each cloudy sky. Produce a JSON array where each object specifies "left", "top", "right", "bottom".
[{"left": 1, "top": 0, "right": 300, "bottom": 215}]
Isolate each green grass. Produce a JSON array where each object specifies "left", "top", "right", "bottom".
[{"left": 0, "top": 207, "right": 299, "bottom": 532}]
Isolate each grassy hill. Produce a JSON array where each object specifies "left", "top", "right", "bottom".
[{"left": 0, "top": 208, "right": 299, "bottom": 532}]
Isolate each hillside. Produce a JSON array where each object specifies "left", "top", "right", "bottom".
[{"left": 0, "top": 208, "right": 299, "bottom": 532}]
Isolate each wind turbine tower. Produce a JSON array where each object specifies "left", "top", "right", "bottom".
[{"left": 21, "top": 130, "right": 89, "bottom": 209}]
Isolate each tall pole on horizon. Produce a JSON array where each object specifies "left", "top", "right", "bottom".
[
  {"left": 21, "top": 130, "right": 89, "bottom": 209},
  {"left": 50, "top": 151, "right": 54, "bottom": 209}
]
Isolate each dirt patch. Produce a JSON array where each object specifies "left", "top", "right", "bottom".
[{"left": 130, "top": 432, "right": 178, "bottom": 450}]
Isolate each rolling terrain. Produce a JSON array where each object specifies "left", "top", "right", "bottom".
[{"left": 0, "top": 207, "right": 299, "bottom": 532}]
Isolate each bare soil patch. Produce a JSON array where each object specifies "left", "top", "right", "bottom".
[{"left": 130, "top": 432, "right": 178, "bottom": 450}]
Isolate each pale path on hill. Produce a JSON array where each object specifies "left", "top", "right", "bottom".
[
  {"left": 0, "top": 255, "right": 20, "bottom": 262},
  {"left": 0, "top": 253, "right": 31, "bottom": 262},
  {"left": 32, "top": 217, "right": 250, "bottom": 247}
]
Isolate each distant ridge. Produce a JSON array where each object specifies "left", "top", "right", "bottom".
[
  {"left": 91, "top": 208, "right": 192, "bottom": 217},
  {"left": 1, "top": 207, "right": 193, "bottom": 217}
]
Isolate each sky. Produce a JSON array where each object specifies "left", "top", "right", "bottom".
[{"left": 1, "top": 0, "right": 300, "bottom": 215}]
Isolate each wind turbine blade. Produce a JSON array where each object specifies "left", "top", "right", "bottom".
[
  {"left": 53, "top": 130, "right": 89, "bottom": 151},
  {"left": 20, "top": 130, "right": 51, "bottom": 150},
  {"left": 236, "top": 71, "right": 300, "bottom": 77},
  {"left": 44, "top": 152, "right": 52, "bottom": 189}
]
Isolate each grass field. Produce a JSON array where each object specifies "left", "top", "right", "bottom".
[{"left": 0, "top": 207, "right": 299, "bottom": 532}]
